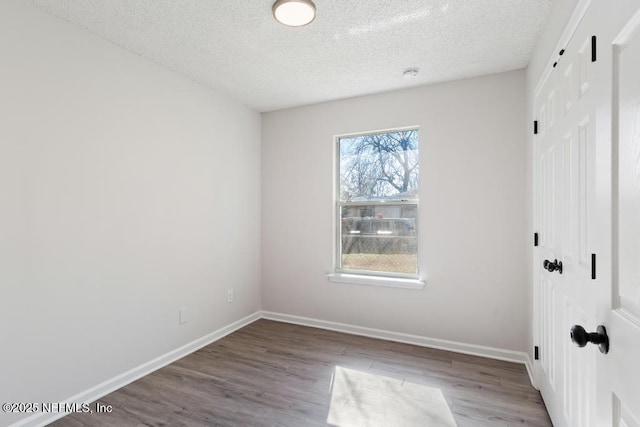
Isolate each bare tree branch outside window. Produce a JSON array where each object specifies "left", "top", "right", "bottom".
[
  {"left": 337, "top": 129, "right": 419, "bottom": 276},
  {"left": 339, "top": 130, "right": 419, "bottom": 201}
]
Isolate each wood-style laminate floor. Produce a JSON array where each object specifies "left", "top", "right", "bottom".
[{"left": 52, "top": 319, "right": 552, "bottom": 426}]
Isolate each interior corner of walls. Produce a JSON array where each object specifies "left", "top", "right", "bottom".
[
  {"left": 2, "top": 3, "right": 264, "bottom": 421},
  {"left": 7, "top": 312, "right": 262, "bottom": 427}
]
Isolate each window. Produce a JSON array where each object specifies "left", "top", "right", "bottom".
[{"left": 336, "top": 128, "right": 419, "bottom": 279}]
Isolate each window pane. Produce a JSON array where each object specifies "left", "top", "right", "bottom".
[
  {"left": 340, "top": 204, "right": 418, "bottom": 275},
  {"left": 339, "top": 130, "right": 419, "bottom": 202}
]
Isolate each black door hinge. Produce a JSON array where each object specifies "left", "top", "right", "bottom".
[
  {"left": 592, "top": 35, "right": 597, "bottom": 62},
  {"left": 534, "top": 232, "right": 539, "bottom": 247},
  {"left": 534, "top": 120, "right": 539, "bottom": 135},
  {"left": 534, "top": 346, "right": 539, "bottom": 360},
  {"left": 591, "top": 253, "right": 596, "bottom": 279}
]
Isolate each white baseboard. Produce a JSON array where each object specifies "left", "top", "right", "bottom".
[
  {"left": 12, "top": 310, "right": 537, "bottom": 427},
  {"left": 11, "top": 312, "right": 261, "bottom": 427},
  {"left": 261, "top": 311, "right": 533, "bottom": 379}
]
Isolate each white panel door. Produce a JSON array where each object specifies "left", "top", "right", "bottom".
[
  {"left": 533, "top": 4, "right": 600, "bottom": 426},
  {"left": 535, "top": 1, "right": 640, "bottom": 426},
  {"left": 534, "top": 57, "right": 564, "bottom": 425},
  {"left": 595, "top": 4, "right": 640, "bottom": 426}
]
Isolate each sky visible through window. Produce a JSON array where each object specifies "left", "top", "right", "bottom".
[
  {"left": 338, "top": 129, "right": 419, "bottom": 276},
  {"left": 339, "top": 129, "right": 419, "bottom": 202}
]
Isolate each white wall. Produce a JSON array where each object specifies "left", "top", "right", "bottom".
[
  {"left": 0, "top": 2, "right": 261, "bottom": 425},
  {"left": 525, "top": 0, "right": 580, "bottom": 364},
  {"left": 262, "top": 70, "right": 527, "bottom": 351}
]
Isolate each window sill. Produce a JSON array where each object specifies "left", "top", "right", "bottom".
[{"left": 327, "top": 273, "right": 425, "bottom": 290}]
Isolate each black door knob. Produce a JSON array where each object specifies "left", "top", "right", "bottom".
[
  {"left": 543, "top": 259, "right": 563, "bottom": 274},
  {"left": 570, "top": 325, "right": 609, "bottom": 354}
]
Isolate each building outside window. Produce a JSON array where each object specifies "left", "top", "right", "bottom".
[{"left": 336, "top": 128, "right": 419, "bottom": 278}]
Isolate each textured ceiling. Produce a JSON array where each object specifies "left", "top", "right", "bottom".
[{"left": 32, "top": 0, "right": 552, "bottom": 112}]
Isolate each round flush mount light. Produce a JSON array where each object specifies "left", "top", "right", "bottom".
[
  {"left": 273, "top": 0, "right": 316, "bottom": 27},
  {"left": 403, "top": 67, "right": 420, "bottom": 79}
]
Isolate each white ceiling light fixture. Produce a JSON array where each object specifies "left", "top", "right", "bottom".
[{"left": 272, "top": 0, "right": 316, "bottom": 27}]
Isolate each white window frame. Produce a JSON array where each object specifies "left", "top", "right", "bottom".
[{"left": 330, "top": 126, "right": 424, "bottom": 289}]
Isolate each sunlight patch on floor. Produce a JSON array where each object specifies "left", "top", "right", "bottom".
[{"left": 327, "top": 366, "right": 457, "bottom": 427}]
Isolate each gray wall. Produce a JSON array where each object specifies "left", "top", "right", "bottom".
[
  {"left": 0, "top": 2, "right": 261, "bottom": 425},
  {"left": 262, "top": 70, "right": 528, "bottom": 351}
]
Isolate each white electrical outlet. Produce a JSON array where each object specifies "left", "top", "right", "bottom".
[
  {"left": 227, "top": 289, "right": 234, "bottom": 303},
  {"left": 179, "top": 308, "right": 188, "bottom": 325}
]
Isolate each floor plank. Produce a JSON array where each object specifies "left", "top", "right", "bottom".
[{"left": 52, "top": 319, "right": 551, "bottom": 426}]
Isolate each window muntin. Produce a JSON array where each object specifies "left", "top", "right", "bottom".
[{"left": 337, "top": 128, "right": 419, "bottom": 277}]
